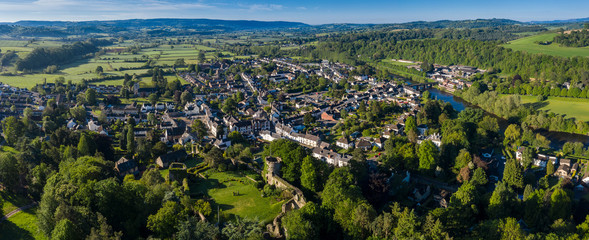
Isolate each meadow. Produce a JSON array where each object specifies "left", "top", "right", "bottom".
[
  {"left": 502, "top": 32, "right": 589, "bottom": 58},
  {"left": 191, "top": 170, "right": 284, "bottom": 223},
  {"left": 0, "top": 40, "right": 221, "bottom": 88},
  {"left": 508, "top": 94, "right": 589, "bottom": 121}
]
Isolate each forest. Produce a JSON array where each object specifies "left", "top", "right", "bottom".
[{"left": 554, "top": 29, "right": 589, "bottom": 47}]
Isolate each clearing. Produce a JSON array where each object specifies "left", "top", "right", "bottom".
[
  {"left": 502, "top": 32, "right": 589, "bottom": 58},
  {"left": 191, "top": 170, "right": 284, "bottom": 224}
]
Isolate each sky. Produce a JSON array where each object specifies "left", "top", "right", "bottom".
[{"left": 0, "top": 0, "right": 588, "bottom": 25}]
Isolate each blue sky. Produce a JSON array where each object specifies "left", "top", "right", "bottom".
[{"left": 0, "top": 0, "right": 587, "bottom": 24}]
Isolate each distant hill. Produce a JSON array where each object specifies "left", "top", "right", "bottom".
[
  {"left": 529, "top": 17, "right": 589, "bottom": 24},
  {"left": 3, "top": 18, "right": 309, "bottom": 31}
]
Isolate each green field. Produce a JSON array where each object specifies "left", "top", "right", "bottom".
[
  {"left": 0, "top": 40, "right": 217, "bottom": 88},
  {"left": 192, "top": 170, "right": 284, "bottom": 223},
  {"left": 508, "top": 94, "right": 589, "bottom": 121},
  {"left": 502, "top": 32, "right": 589, "bottom": 58},
  {"left": 0, "top": 207, "right": 47, "bottom": 240},
  {"left": 382, "top": 59, "right": 417, "bottom": 66}
]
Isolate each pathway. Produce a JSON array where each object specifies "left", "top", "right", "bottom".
[{"left": 0, "top": 202, "right": 38, "bottom": 223}]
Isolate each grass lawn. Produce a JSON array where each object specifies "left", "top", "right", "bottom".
[
  {"left": 1, "top": 191, "right": 33, "bottom": 217},
  {"left": 502, "top": 32, "right": 589, "bottom": 58},
  {"left": 0, "top": 207, "right": 47, "bottom": 240},
  {"left": 191, "top": 170, "right": 284, "bottom": 223},
  {"left": 382, "top": 59, "right": 417, "bottom": 66},
  {"left": 510, "top": 94, "right": 589, "bottom": 121}
]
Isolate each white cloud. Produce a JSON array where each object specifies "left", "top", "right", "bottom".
[{"left": 248, "top": 4, "right": 283, "bottom": 11}]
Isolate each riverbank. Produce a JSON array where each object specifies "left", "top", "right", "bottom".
[{"left": 425, "top": 85, "right": 589, "bottom": 148}]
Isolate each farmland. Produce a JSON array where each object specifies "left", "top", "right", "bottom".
[
  {"left": 502, "top": 32, "right": 589, "bottom": 58},
  {"left": 0, "top": 39, "right": 233, "bottom": 89},
  {"left": 507, "top": 94, "right": 589, "bottom": 121}
]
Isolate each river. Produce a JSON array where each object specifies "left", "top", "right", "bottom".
[{"left": 421, "top": 85, "right": 589, "bottom": 149}]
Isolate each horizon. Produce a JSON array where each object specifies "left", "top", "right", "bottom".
[
  {"left": 0, "top": 16, "right": 587, "bottom": 26},
  {"left": 0, "top": 0, "right": 588, "bottom": 25}
]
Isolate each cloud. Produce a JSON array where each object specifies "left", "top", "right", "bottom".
[{"left": 248, "top": 4, "right": 283, "bottom": 11}]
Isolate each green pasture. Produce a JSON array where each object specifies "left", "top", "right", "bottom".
[
  {"left": 507, "top": 94, "right": 589, "bottom": 121},
  {"left": 502, "top": 32, "right": 589, "bottom": 58}
]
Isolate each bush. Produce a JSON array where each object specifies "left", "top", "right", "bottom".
[{"left": 217, "top": 163, "right": 227, "bottom": 172}]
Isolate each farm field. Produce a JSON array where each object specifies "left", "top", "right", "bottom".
[
  {"left": 191, "top": 170, "right": 284, "bottom": 223},
  {"left": 507, "top": 94, "right": 589, "bottom": 121},
  {"left": 0, "top": 40, "right": 218, "bottom": 88},
  {"left": 502, "top": 32, "right": 589, "bottom": 58}
]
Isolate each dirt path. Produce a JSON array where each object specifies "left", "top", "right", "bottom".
[{"left": 0, "top": 202, "right": 38, "bottom": 223}]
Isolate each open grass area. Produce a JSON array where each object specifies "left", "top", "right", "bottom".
[
  {"left": 1, "top": 191, "right": 33, "bottom": 217},
  {"left": 191, "top": 170, "right": 284, "bottom": 223},
  {"left": 382, "top": 59, "right": 417, "bottom": 66},
  {"left": 0, "top": 207, "right": 47, "bottom": 240},
  {"left": 0, "top": 40, "right": 217, "bottom": 88},
  {"left": 504, "top": 94, "right": 589, "bottom": 121},
  {"left": 502, "top": 32, "right": 589, "bottom": 58}
]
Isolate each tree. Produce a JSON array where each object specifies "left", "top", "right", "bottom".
[
  {"left": 51, "top": 219, "right": 78, "bottom": 240},
  {"left": 0, "top": 153, "right": 19, "bottom": 192},
  {"left": 2, "top": 116, "right": 24, "bottom": 146},
  {"left": 322, "top": 168, "right": 363, "bottom": 210},
  {"left": 85, "top": 88, "right": 97, "bottom": 105},
  {"left": 454, "top": 149, "right": 472, "bottom": 170},
  {"left": 504, "top": 124, "right": 521, "bottom": 146},
  {"left": 488, "top": 181, "right": 518, "bottom": 219},
  {"left": 147, "top": 201, "right": 182, "bottom": 238},
  {"left": 126, "top": 125, "right": 135, "bottom": 155},
  {"left": 471, "top": 167, "right": 488, "bottom": 186},
  {"left": 405, "top": 116, "right": 418, "bottom": 141},
  {"left": 546, "top": 159, "right": 555, "bottom": 175},
  {"left": 303, "top": 112, "right": 315, "bottom": 126},
  {"left": 148, "top": 93, "right": 159, "bottom": 106},
  {"left": 503, "top": 158, "right": 524, "bottom": 189},
  {"left": 181, "top": 91, "right": 192, "bottom": 106},
  {"left": 194, "top": 199, "right": 212, "bottom": 217},
  {"left": 205, "top": 147, "right": 225, "bottom": 167},
  {"left": 418, "top": 140, "right": 439, "bottom": 174},
  {"left": 221, "top": 217, "right": 263, "bottom": 240},
  {"left": 95, "top": 66, "right": 104, "bottom": 74},
  {"left": 301, "top": 156, "right": 320, "bottom": 192},
  {"left": 550, "top": 188, "right": 572, "bottom": 221},
  {"left": 499, "top": 218, "right": 526, "bottom": 240},
  {"left": 176, "top": 217, "right": 219, "bottom": 240},
  {"left": 77, "top": 133, "right": 92, "bottom": 156}
]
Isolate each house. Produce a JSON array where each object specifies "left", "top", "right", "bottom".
[
  {"left": 312, "top": 147, "right": 351, "bottom": 167},
  {"left": 336, "top": 137, "right": 354, "bottom": 150},
  {"left": 555, "top": 159, "right": 573, "bottom": 177},
  {"left": 515, "top": 146, "right": 525, "bottom": 161},
  {"left": 416, "top": 124, "right": 428, "bottom": 136},
  {"left": 356, "top": 139, "right": 372, "bottom": 151},
  {"left": 260, "top": 130, "right": 281, "bottom": 142},
  {"left": 114, "top": 157, "right": 139, "bottom": 177},
  {"left": 373, "top": 137, "right": 385, "bottom": 149},
  {"left": 156, "top": 150, "right": 188, "bottom": 168},
  {"left": 320, "top": 111, "right": 337, "bottom": 121},
  {"left": 417, "top": 133, "right": 442, "bottom": 148}
]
